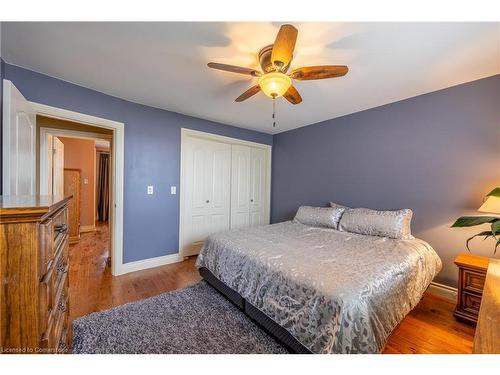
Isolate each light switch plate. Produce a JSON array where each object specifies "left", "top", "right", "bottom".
[
  {"left": 170, "top": 186, "right": 176, "bottom": 195},
  {"left": 147, "top": 185, "right": 154, "bottom": 195}
]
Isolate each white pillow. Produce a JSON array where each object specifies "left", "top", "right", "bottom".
[
  {"left": 294, "top": 206, "right": 345, "bottom": 229},
  {"left": 330, "top": 202, "right": 413, "bottom": 239}
]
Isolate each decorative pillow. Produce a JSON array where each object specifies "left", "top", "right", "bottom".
[
  {"left": 330, "top": 202, "right": 413, "bottom": 239},
  {"left": 329, "top": 202, "right": 349, "bottom": 210},
  {"left": 294, "top": 206, "right": 345, "bottom": 229}
]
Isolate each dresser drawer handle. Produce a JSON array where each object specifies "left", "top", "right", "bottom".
[
  {"left": 55, "top": 224, "right": 68, "bottom": 233},
  {"left": 56, "top": 258, "right": 67, "bottom": 274}
]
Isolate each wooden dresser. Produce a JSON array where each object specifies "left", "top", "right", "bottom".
[
  {"left": 0, "top": 195, "right": 72, "bottom": 354},
  {"left": 453, "top": 253, "right": 489, "bottom": 325}
]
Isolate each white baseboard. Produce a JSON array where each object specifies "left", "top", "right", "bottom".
[
  {"left": 118, "top": 253, "right": 183, "bottom": 275},
  {"left": 80, "top": 225, "right": 96, "bottom": 233},
  {"left": 427, "top": 281, "right": 457, "bottom": 302}
]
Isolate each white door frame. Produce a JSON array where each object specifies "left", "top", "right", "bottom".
[
  {"left": 179, "top": 128, "right": 272, "bottom": 259},
  {"left": 30, "top": 101, "right": 126, "bottom": 276},
  {"left": 39, "top": 127, "right": 111, "bottom": 233}
]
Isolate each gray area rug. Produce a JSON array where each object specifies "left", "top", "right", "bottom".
[{"left": 72, "top": 281, "right": 288, "bottom": 354}]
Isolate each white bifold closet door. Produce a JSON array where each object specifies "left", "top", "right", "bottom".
[
  {"left": 249, "top": 147, "right": 267, "bottom": 226},
  {"left": 230, "top": 145, "right": 267, "bottom": 228},
  {"left": 230, "top": 145, "right": 251, "bottom": 229},
  {"left": 182, "top": 137, "right": 231, "bottom": 257}
]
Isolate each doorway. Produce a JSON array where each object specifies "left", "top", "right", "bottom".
[
  {"left": 3, "top": 79, "right": 125, "bottom": 275},
  {"left": 38, "top": 116, "right": 113, "bottom": 264}
]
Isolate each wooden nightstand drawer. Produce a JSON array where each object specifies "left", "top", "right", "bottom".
[
  {"left": 462, "top": 291, "right": 483, "bottom": 314},
  {"left": 454, "top": 253, "right": 489, "bottom": 326},
  {"left": 462, "top": 269, "right": 486, "bottom": 294}
]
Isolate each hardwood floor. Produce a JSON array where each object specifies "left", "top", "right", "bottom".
[
  {"left": 69, "top": 223, "right": 475, "bottom": 354},
  {"left": 69, "top": 222, "right": 201, "bottom": 323}
]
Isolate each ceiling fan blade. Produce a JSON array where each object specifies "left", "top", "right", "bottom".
[
  {"left": 235, "top": 85, "right": 261, "bottom": 102},
  {"left": 283, "top": 85, "right": 302, "bottom": 105},
  {"left": 289, "top": 65, "right": 348, "bottom": 80},
  {"left": 271, "top": 24, "right": 298, "bottom": 69},
  {"left": 207, "top": 62, "right": 261, "bottom": 77}
]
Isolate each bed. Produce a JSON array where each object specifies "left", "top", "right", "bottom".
[{"left": 195, "top": 220, "right": 442, "bottom": 354}]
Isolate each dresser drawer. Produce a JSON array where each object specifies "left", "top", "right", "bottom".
[
  {"left": 39, "top": 238, "right": 68, "bottom": 337},
  {"left": 39, "top": 262, "right": 56, "bottom": 335},
  {"left": 40, "top": 294, "right": 69, "bottom": 352},
  {"left": 461, "top": 269, "right": 486, "bottom": 294},
  {"left": 39, "top": 219, "right": 55, "bottom": 276},
  {"left": 39, "top": 207, "right": 69, "bottom": 276},
  {"left": 52, "top": 207, "right": 69, "bottom": 239},
  {"left": 53, "top": 240, "right": 69, "bottom": 292}
]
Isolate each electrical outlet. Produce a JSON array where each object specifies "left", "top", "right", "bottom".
[
  {"left": 147, "top": 185, "right": 154, "bottom": 195},
  {"left": 171, "top": 186, "right": 176, "bottom": 195},
  {"left": 83, "top": 178, "right": 89, "bottom": 185}
]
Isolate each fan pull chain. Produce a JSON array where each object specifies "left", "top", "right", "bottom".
[{"left": 272, "top": 98, "right": 277, "bottom": 128}]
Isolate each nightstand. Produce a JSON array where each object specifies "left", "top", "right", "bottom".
[{"left": 454, "top": 253, "right": 489, "bottom": 325}]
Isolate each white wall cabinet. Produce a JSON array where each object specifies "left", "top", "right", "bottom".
[{"left": 181, "top": 130, "right": 271, "bottom": 257}]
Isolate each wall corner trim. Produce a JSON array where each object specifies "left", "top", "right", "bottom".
[
  {"left": 118, "top": 253, "right": 182, "bottom": 275},
  {"left": 427, "top": 281, "right": 458, "bottom": 302}
]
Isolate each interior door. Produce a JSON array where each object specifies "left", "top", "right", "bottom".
[
  {"left": 249, "top": 147, "right": 267, "bottom": 227},
  {"left": 182, "top": 137, "right": 231, "bottom": 256},
  {"left": 2, "top": 80, "right": 36, "bottom": 195},
  {"left": 52, "top": 137, "right": 65, "bottom": 196},
  {"left": 45, "top": 133, "right": 54, "bottom": 195},
  {"left": 230, "top": 145, "right": 251, "bottom": 229}
]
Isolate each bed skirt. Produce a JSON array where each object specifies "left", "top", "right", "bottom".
[{"left": 198, "top": 267, "right": 312, "bottom": 354}]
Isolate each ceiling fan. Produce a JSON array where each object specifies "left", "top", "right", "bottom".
[{"left": 207, "top": 24, "right": 349, "bottom": 105}]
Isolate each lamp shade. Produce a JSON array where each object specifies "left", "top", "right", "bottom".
[
  {"left": 258, "top": 72, "right": 292, "bottom": 98},
  {"left": 478, "top": 195, "right": 500, "bottom": 214}
]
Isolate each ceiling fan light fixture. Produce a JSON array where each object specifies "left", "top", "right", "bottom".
[{"left": 258, "top": 72, "right": 292, "bottom": 98}]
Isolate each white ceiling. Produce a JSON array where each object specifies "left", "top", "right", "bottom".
[{"left": 2, "top": 22, "right": 499, "bottom": 134}]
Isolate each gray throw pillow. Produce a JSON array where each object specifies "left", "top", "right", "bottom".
[
  {"left": 330, "top": 202, "right": 413, "bottom": 239},
  {"left": 294, "top": 206, "right": 345, "bottom": 230}
]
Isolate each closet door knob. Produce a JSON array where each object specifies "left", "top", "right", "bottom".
[
  {"left": 250, "top": 199, "right": 254, "bottom": 202},
  {"left": 206, "top": 200, "right": 210, "bottom": 203}
]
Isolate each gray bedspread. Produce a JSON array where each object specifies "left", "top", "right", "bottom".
[{"left": 195, "top": 221, "right": 442, "bottom": 354}]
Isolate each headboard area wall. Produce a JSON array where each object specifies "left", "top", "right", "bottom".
[{"left": 271, "top": 74, "right": 500, "bottom": 287}]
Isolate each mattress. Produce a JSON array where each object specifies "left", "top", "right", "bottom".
[{"left": 196, "top": 221, "right": 442, "bottom": 354}]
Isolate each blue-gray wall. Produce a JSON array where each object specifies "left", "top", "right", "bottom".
[
  {"left": 271, "top": 75, "right": 500, "bottom": 287},
  {"left": 3, "top": 62, "right": 272, "bottom": 263},
  {"left": 0, "top": 59, "right": 4, "bottom": 184},
  {"left": 3, "top": 59, "right": 498, "bottom": 287}
]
